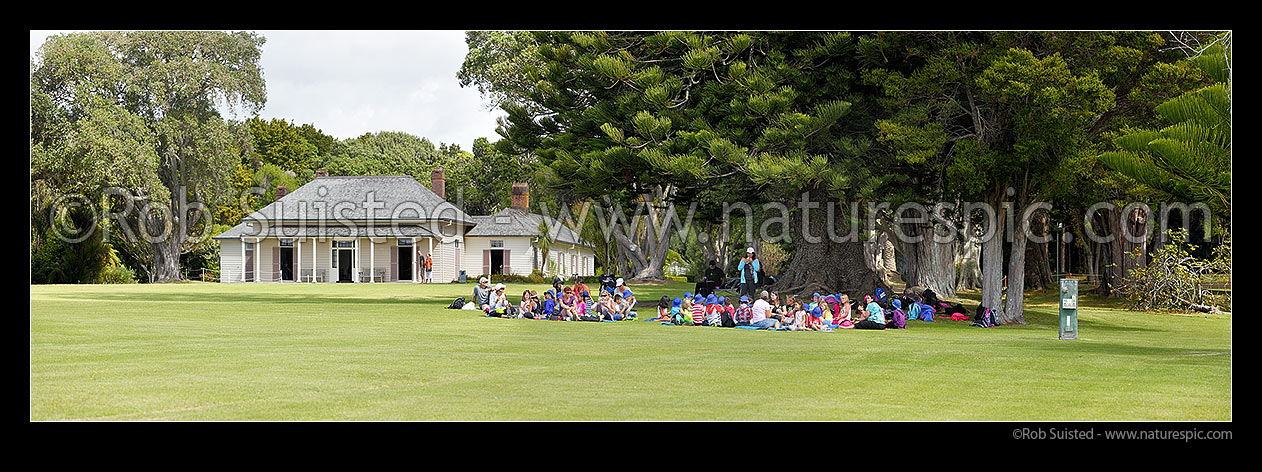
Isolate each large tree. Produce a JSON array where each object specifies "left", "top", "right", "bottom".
[
  {"left": 864, "top": 32, "right": 1121, "bottom": 323},
  {"left": 32, "top": 31, "right": 266, "bottom": 282},
  {"left": 1099, "top": 37, "right": 1230, "bottom": 225},
  {"left": 491, "top": 32, "right": 874, "bottom": 286}
]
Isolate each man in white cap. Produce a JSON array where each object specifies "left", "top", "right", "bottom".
[
  {"left": 473, "top": 277, "right": 492, "bottom": 312},
  {"left": 737, "top": 248, "right": 760, "bottom": 298}
]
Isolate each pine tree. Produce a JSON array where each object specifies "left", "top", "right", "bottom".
[{"left": 1099, "top": 39, "right": 1231, "bottom": 225}]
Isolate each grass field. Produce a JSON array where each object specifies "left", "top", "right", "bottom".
[{"left": 30, "top": 281, "right": 1231, "bottom": 420}]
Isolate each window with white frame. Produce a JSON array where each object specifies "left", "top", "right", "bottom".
[
  {"left": 491, "top": 240, "right": 504, "bottom": 248},
  {"left": 398, "top": 238, "right": 414, "bottom": 246}
]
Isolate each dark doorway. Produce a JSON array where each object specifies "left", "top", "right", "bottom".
[
  {"left": 338, "top": 249, "right": 353, "bottom": 282},
  {"left": 490, "top": 249, "right": 504, "bottom": 275},
  {"left": 245, "top": 248, "right": 254, "bottom": 282},
  {"left": 280, "top": 247, "right": 294, "bottom": 281},
  {"left": 399, "top": 249, "right": 413, "bottom": 281}
]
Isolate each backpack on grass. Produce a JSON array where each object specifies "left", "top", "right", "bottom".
[
  {"left": 447, "top": 297, "right": 466, "bottom": 309},
  {"left": 973, "top": 306, "right": 999, "bottom": 328},
  {"left": 907, "top": 302, "right": 921, "bottom": 321}
]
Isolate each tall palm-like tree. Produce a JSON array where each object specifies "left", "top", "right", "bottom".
[
  {"left": 536, "top": 220, "right": 554, "bottom": 276},
  {"left": 1099, "top": 38, "right": 1231, "bottom": 224}
]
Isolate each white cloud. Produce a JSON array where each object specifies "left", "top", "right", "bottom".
[{"left": 30, "top": 30, "right": 506, "bottom": 150}]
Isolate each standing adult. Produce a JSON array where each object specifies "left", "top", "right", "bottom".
[
  {"left": 749, "top": 290, "right": 780, "bottom": 329},
  {"left": 737, "top": 248, "right": 760, "bottom": 298},
  {"left": 423, "top": 253, "right": 434, "bottom": 283}
]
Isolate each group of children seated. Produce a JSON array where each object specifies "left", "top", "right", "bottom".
[
  {"left": 481, "top": 276, "right": 638, "bottom": 322},
  {"left": 474, "top": 272, "right": 980, "bottom": 331},
  {"left": 643, "top": 286, "right": 966, "bottom": 331}
]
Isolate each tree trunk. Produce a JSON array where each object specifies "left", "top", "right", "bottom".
[
  {"left": 148, "top": 183, "right": 186, "bottom": 283},
  {"left": 956, "top": 217, "right": 983, "bottom": 291},
  {"left": 1024, "top": 209, "right": 1055, "bottom": 290},
  {"left": 903, "top": 221, "right": 957, "bottom": 298},
  {"left": 980, "top": 185, "right": 1006, "bottom": 313},
  {"left": 1092, "top": 205, "right": 1149, "bottom": 296},
  {"left": 151, "top": 239, "right": 181, "bottom": 282},
  {"left": 771, "top": 193, "right": 882, "bottom": 298},
  {"left": 1002, "top": 170, "right": 1030, "bottom": 325}
]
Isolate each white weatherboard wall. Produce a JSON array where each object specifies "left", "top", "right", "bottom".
[
  {"left": 433, "top": 238, "right": 459, "bottom": 282},
  {"left": 220, "top": 239, "right": 242, "bottom": 282},
  {"left": 429, "top": 221, "right": 466, "bottom": 282},
  {"left": 361, "top": 238, "right": 393, "bottom": 281},
  {"left": 464, "top": 236, "right": 533, "bottom": 276},
  {"left": 540, "top": 245, "right": 596, "bottom": 276},
  {"left": 257, "top": 238, "right": 278, "bottom": 282}
]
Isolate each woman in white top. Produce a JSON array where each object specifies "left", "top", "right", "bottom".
[{"left": 489, "top": 283, "right": 509, "bottom": 315}]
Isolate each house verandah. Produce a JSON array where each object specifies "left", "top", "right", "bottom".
[{"left": 215, "top": 223, "right": 451, "bottom": 283}]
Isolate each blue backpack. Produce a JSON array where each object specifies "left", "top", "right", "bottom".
[
  {"left": 874, "top": 287, "right": 887, "bottom": 303},
  {"left": 919, "top": 303, "right": 935, "bottom": 322},
  {"left": 907, "top": 302, "right": 921, "bottom": 321}
]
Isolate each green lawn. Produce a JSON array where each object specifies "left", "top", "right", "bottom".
[{"left": 30, "top": 281, "right": 1231, "bottom": 420}]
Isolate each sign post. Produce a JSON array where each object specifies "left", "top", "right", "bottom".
[{"left": 1059, "top": 278, "right": 1078, "bottom": 340}]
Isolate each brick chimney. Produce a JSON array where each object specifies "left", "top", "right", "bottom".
[
  {"left": 431, "top": 168, "right": 446, "bottom": 200},
  {"left": 315, "top": 168, "right": 329, "bottom": 178},
  {"left": 276, "top": 184, "right": 288, "bottom": 198},
  {"left": 510, "top": 182, "right": 529, "bottom": 210}
]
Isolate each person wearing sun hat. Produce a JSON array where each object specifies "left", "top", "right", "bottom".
[
  {"left": 472, "top": 277, "right": 492, "bottom": 312},
  {"left": 621, "top": 289, "right": 637, "bottom": 317},
  {"left": 704, "top": 293, "right": 722, "bottom": 326},
  {"left": 691, "top": 294, "right": 707, "bottom": 325},
  {"left": 734, "top": 295, "right": 753, "bottom": 326},
  {"left": 807, "top": 304, "right": 827, "bottom": 330},
  {"left": 672, "top": 296, "right": 691, "bottom": 324},
  {"left": 488, "top": 283, "right": 509, "bottom": 316},
  {"left": 886, "top": 298, "right": 907, "bottom": 329},
  {"left": 737, "top": 248, "right": 760, "bottom": 298}
]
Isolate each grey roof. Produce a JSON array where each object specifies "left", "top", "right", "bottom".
[
  {"left": 465, "top": 207, "right": 593, "bottom": 248},
  {"left": 213, "top": 222, "right": 437, "bottom": 240},
  {"left": 245, "top": 175, "right": 474, "bottom": 224}
]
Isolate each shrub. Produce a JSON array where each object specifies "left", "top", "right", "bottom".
[
  {"left": 1115, "top": 230, "right": 1230, "bottom": 313},
  {"left": 97, "top": 264, "right": 137, "bottom": 284}
]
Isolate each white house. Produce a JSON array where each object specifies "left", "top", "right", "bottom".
[
  {"left": 464, "top": 183, "right": 596, "bottom": 278},
  {"left": 213, "top": 169, "right": 595, "bottom": 283}
]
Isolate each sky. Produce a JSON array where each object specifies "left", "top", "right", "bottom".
[{"left": 29, "top": 30, "right": 507, "bottom": 150}]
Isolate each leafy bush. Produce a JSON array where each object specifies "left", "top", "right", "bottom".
[
  {"left": 1115, "top": 230, "right": 1230, "bottom": 313},
  {"left": 97, "top": 264, "right": 137, "bottom": 284}
]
